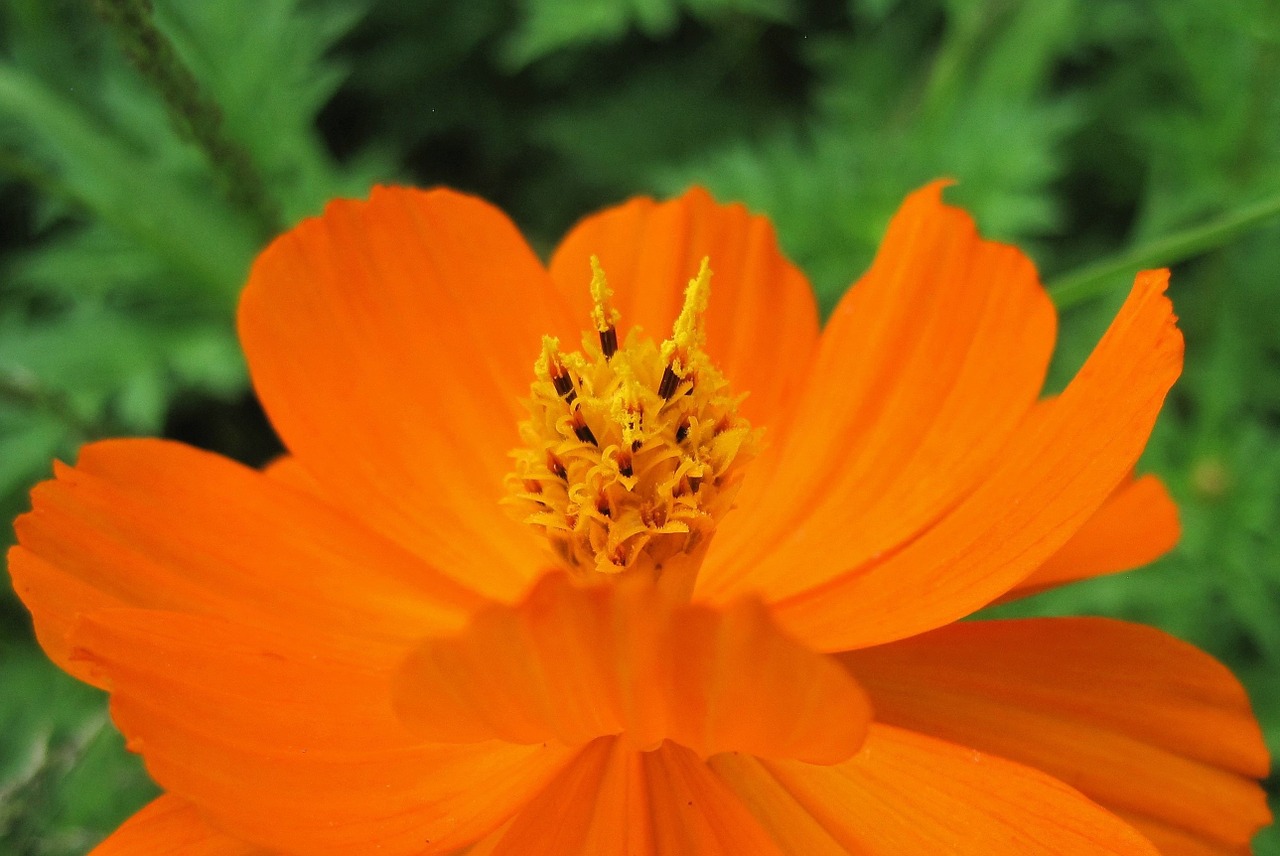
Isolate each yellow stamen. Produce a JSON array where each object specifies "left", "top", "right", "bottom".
[
  {"left": 666, "top": 257, "right": 711, "bottom": 358},
  {"left": 505, "top": 258, "right": 757, "bottom": 600},
  {"left": 589, "top": 256, "right": 620, "bottom": 333},
  {"left": 535, "top": 334, "right": 559, "bottom": 374},
  {"left": 536, "top": 335, "right": 576, "bottom": 401},
  {"left": 609, "top": 363, "right": 646, "bottom": 450},
  {"left": 657, "top": 258, "right": 712, "bottom": 399},
  {"left": 590, "top": 255, "right": 620, "bottom": 358}
]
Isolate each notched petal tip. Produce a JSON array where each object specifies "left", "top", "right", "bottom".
[
  {"left": 909, "top": 176, "right": 959, "bottom": 201},
  {"left": 888, "top": 179, "right": 962, "bottom": 228},
  {"left": 1135, "top": 266, "right": 1172, "bottom": 289},
  {"left": 1127, "top": 267, "right": 1184, "bottom": 372}
]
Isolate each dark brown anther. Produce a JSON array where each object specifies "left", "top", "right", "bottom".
[
  {"left": 658, "top": 364, "right": 680, "bottom": 399},
  {"left": 546, "top": 451, "right": 568, "bottom": 480},
  {"left": 631, "top": 439, "right": 642, "bottom": 453},
  {"left": 545, "top": 348, "right": 577, "bottom": 403},
  {"left": 618, "top": 451, "right": 633, "bottom": 477},
  {"left": 596, "top": 493, "right": 611, "bottom": 517},
  {"left": 551, "top": 371, "right": 576, "bottom": 404},
  {"left": 688, "top": 475, "right": 702, "bottom": 493},
  {"left": 600, "top": 327, "right": 618, "bottom": 359},
  {"left": 571, "top": 411, "right": 598, "bottom": 446},
  {"left": 675, "top": 419, "right": 690, "bottom": 443}
]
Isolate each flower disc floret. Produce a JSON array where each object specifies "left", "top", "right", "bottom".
[{"left": 506, "top": 258, "right": 758, "bottom": 594}]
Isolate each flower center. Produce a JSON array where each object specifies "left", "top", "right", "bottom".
[{"left": 506, "top": 257, "right": 758, "bottom": 599}]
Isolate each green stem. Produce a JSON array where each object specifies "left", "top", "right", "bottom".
[
  {"left": 1049, "top": 193, "right": 1280, "bottom": 309},
  {"left": 90, "top": 0, "right": 283, "bottom": 237},
  {"left": 917, "top": 3, "right": 991, "bottom": 120}
]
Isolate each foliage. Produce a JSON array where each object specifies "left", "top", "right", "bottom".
[
  {"left": 0, "top": 645, "right": 156, "bottom": 855},
  {"left": 0, "top": 0, "right": 1277, "bottom": 852}
]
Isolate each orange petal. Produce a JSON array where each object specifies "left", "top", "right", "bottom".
[
  {"left": 483, "top": 737, "right": 783, "bottom": 855},
  {"left": 1002, "top": 472, "right": 1180, "bottom": 601},
  {"left": 239, "top": 186, "right": 579, "bottom": 601},
  {"left": 1120, "top": 814, "right": 1254, "bottom": 856},
  {"left": 759, "top": 724, "right": 1161, "bottom": 855},
  {"left": 91, "top": 795, "right": 268, "bottom": 855},
  {"left": 548, "top": 187, "right": 819, "bottom": 430},
  {"left": 260, "top": 454, "right": 320, "bottom": 494},
  {"left": 699, "top": 180, "right": 1057, "bottom": 601},
  {"left": 770, "top": 269, "right": 1183, "bottom": 649},
  {"left": 840, "top": 618, "right": 1271, "bottom": 851},
  {"left": 72, "top": 608, "right": 576, "bottom": 856},
  {"left": 708, "top": 754, "right": 849, "bottom": 855},
  {"left": 9, "top": 439, "right": 479, "bottom": 685},
  {"left": 395, "top": 572, "right": 870, "bottom": 764}
]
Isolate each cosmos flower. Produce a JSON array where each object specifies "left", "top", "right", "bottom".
[{"left": 9, "top": 182, "right": 1271, "bottom": 855}]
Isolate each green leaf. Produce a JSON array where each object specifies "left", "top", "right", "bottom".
[
  {"left": 502, "top": 0, "right": 794, "bottom": 68},
  {"left": 0, "top": 645, "right": 155, "bottom": 856},
  {"left": 661, "top": 0, "right": 1082, "bottom": 311},
  {"left": 151, "top": 0, "right": 389, "bottom": 222},
  {"left": 0, "top": 66, "right": 258, "bottom": 302}
]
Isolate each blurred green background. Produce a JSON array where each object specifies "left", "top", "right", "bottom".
[{"left": 1, "top": 0, "right": 1277, "bottom": 852}]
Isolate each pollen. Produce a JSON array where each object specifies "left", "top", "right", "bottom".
[{"left": 506, "top": 258, "right": 758, "bottom": 598}]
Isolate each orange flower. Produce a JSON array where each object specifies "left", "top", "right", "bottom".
[{"left": 9, "top": 182, "right": 1272, "bottom": 855}]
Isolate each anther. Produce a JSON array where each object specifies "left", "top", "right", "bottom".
[
  {"left": 553, "top": 372, "right": 576, "bottom": 403},
  {"left": 675, "top": 419, "right": 690, "bottom": 443},
  {"left": 618, "top": 452, "right": 633, "bottom": 478},
  {"left": 590, "top": 256, "right": 621, "bottom": 359},
  {"left": 657, "top": 259, "right": 712, "bottom": 401},
  {"left": 658, "top": 364, "right": 680, "bottom": 400},
  {"left": 688, "top": 475, "right": 702, "bottom": 493},
  {"left": 571, "top": 410, "right": 597, "bottom": 445},
  {"left": 540, "top": 336, "right": 577, "bottom": 403},
  {"left": 546, "top": 451, "right": 568, "bottom": 480},
  {"left": 599, "top": 327, "right": 618, "bottom": 360}
]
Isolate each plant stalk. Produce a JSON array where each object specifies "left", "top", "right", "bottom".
[
  {"left": 1049, "top": 194, "right": 1280, "bottom": 309},
  {"left": 90, "top": 0, "right": 283, "bottom": 237}
]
